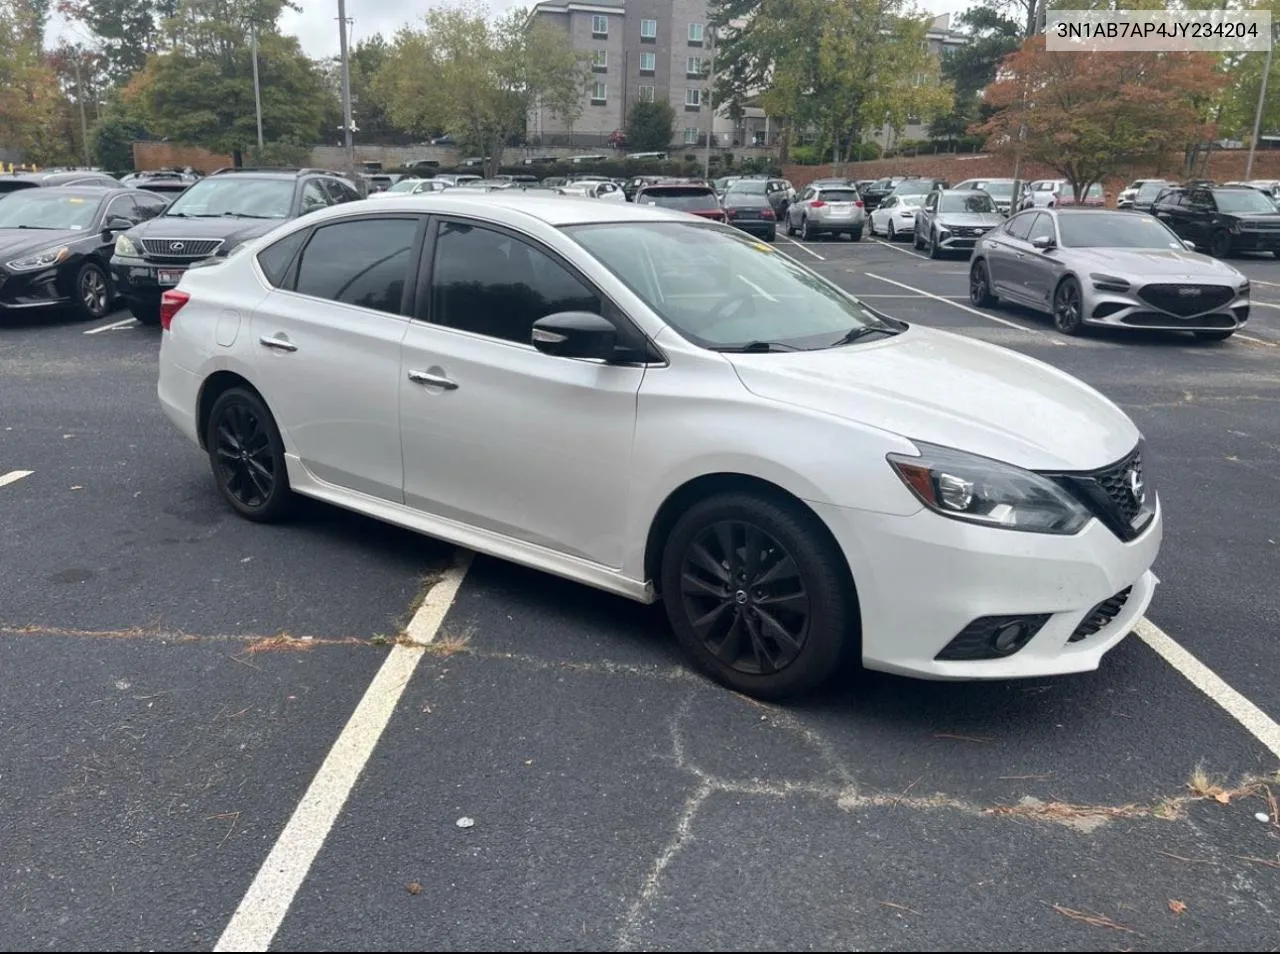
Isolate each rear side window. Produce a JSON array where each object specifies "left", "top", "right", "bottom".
[
  {"left": 817, "top": 189, "right": 857, "bottom": 203},
  {"left": 293, "top": 218, "right": 418, "bottom": 314},
  {"left": 256, "top": 229, "right": 309, "bottom": 287}
]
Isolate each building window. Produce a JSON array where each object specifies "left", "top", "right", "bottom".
[
  {"left": 685, "top": 88, "right": 701, "bottom": 107},
  {"left": 688, "top": 22, "right": 704, "bottom": 43},
  {"left": 592, "top": 14, "right": 608, "bottom": 36},
  {"left": 592, "top": 49, "right": 607, "bottom": 71},
  {"left": 641, "top": 18, "right": 657, "bottom": 39},
  {"left": 683, "top": 127, "right": 699, "bottom": 144},
  {"left": 591, "top": 81, "right": 607, "bottom": 104},
  {"left": 639, "top": 51, "right": 656, "bottom": 73},
  {"left": 638, "top": 85, "right": 655, "bottom": 102},
  {"left": 686, "top": 56, "right": 702, "bottom": 76}
]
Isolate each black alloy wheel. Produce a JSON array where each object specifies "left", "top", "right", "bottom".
[
  {"left": 206, "top": 388, "right": 293, "bottom": 522},
  {"left": 75, "top": 262, "right": 111, "bottom": 321},
  {"left": 1053, "top": 277, "right": 1085, "bottom": 335},
  {"left": 969, "top": 260, "right": 996, "bottom": 307},
  {"left": 660, "top": 493, "right": 854, "bottom": 698},
  {"left": 1208, "top": 229, "right": 1231, "bottom": 258}
]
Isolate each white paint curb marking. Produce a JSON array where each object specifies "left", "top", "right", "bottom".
[
  {"left": 213, "top": 551, "right": 474, "bottom": 952},
  {"left": 0, "top": 470, "right": 33, "bottom": 488},
  {"left": 83, "top": 317, "right": 139, "bottom": 335}
]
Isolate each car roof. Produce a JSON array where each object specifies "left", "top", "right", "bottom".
[{"left": 316, "top": 191, "right": 694, "bottom": 227}]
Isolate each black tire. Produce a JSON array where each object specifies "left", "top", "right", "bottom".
[
  {"left": 801, "top": 217, "right": 814, "bottom": 242},
  {"left": 659, "top": 492, "right": 856, "bottom": 699},
  {"left": 850, "top": 229, "right": 862, "bottom": 242},
  {"left": 764, "top": 228, "right": 776, "bottom": 242},
  {"left": 969, "top": 259, "right": 996, "bottom": 307},
  {"left": 927, "top": 229, "right": 942, "bottom": 259},
  {"left": 128, "top": 298, "right": 162, "bottom": 326},
  {"left": 913, "top": 228, "right": 924, "bottom": 250},
  {"left": 1052, "top": 276, "right": 1085, "bottom": 335},
  {"left": 785, "top": 216, "right": 796, "bottom": 237},
  {"left": 1208, "top": 229, "right": 1231, "bottom": 258},
  {"left": 887, "top": 221, "right": 897, "bottom": 241},
  {"left": 1194, "top": 329, "right": 1235, "bottom": 341},
  {"left": 205, "top": 387, "right": 294, "bottom": 523},
  {"left": 73, "top": 261, "right": 111, "bottom": 322}
]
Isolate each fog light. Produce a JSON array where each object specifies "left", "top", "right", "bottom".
[{"left": 991, "top": 621, "right": 1033, "bottom": 656}]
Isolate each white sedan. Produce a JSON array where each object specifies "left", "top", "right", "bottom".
[
  {"left": 156, "top": 194, "right": 1161, "bottom": 699},
  {"left": 868, "top": 194, "right": 924, "bottom": 240}
]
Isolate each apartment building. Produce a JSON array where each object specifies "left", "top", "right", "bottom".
[{"left": 527, "top": 0, "right": 718, "bottom": 149}]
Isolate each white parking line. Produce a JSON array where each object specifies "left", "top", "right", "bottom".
[
  {"left": 781, "top": 236, "right": 825, "bottom": 260},
  {"left": 1137, "top": 618, "right": 1280, "bottom": 760},
  {"left": 1251, "top": 300, "right": 1280, "bottom": 310},
  {"left": 1237, "top": 333, "right": 1277, "bottom": 348},
  {"left": 83, "top": 317, "right": 138, "bottom": 335},
  {"left": 213, "top": 552, "right": 474, "bottom": 953},
  {"left": 862, "top": 271, "right": 1065, "bottom": 344},
  {"left": 0, "top": 470, "right": 33, "bottom": 488},
  {"left": 1250, "top": 278, "right": 1280, "bottom": 288},
  {"left": 871, "top": 238, "right": 928, "bottom": 260}
]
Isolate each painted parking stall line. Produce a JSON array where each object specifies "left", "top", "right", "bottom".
[
  {"left": 213, "top": 552, "right": 474, "bottom": 953},
  {"left": 861, "top": 271, "right": 1065, "bottom": 344},
  {"left": 780, "top": 236, "right": 825, "bottom": 260},
  {"left": 0, "top": 470, "right": 34, "bottom": 488},
  {"left": 871, "top": 238, "right": 929, "bottom": 260},
  {"left": 83, "top": 317, "right": 139, "bottom": 335}
]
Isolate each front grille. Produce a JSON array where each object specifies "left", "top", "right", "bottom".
[
  {"left": 1138, "top": 283, "right": 1234, "bottom": 317},
  {"left": 1093, "top": 449, "right": 1145, "bottom": 525},
  {"left": 140, "top": 238, "right": 223, "bottom": 260},
  {"left": 1240, "top": 221, "right": 1280, "bottom": 230},
  {"left": 1069, "top": 587, "right": 1133, "bottom": 642},
  {"left": 1120, "top": 311, "right": 1236, "bottom": 328},
  {"left": 1046, "top": 444, "right": 1154, "bottom": 542},
  {"left": 935, "top": 614, "right": 1051, "bottom": 661}
]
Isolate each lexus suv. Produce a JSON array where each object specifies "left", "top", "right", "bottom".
[{"left": 109, "top": 167, "right": 362, "bottom": 325}]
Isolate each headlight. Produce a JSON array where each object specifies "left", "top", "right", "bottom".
[
  {"left": 1090, "top": 273, "right": 1130, "bottom": 293},
  {"left": 1237, "top": 279, "right": 1250, "bottom": 295},
  {"left": 6, "top": 246, "right": 69, "bottom": 271},
  {"left": 887, "top": 442, "right": 1092, "bottom": 535},
  {"left": 115, "top": 233, "right": 140, "bottom": 257}
]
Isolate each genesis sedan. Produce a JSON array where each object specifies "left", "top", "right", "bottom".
[
  {"left": 969, "top": 208, "right": 1250, "bottom": 340},
  {"left": 156, "top": 194, "right": 1162, "bottom": 699}
]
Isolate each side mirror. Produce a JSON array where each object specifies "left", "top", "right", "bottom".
[
  {"left": 104, "top": 214, "right": 133, "bottom": 232},
  {"left": 1031, "top": 234, "right": 1056, "bottom": 250},
  {"left": 1182, "top": 239, "right": 1196, "bottom": 250},
  {"left": 531, "top": 311, "right": 617, "bottom": 360}
]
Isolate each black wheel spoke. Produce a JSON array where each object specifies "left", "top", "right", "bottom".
[
  {"left": 214, "top": 399, "right": 277, "bottom": 509},
  {"left": 708, "top": 610, "right": 746, "bottom": 664},
  {"left": 743, "top": 613, "right": 776, "bottom": 674},
  {"left": 681, "top": 570, "right": 728, "bottom": 600},
  {"left": 689, "top": 601, "right": 733, "bottom": 638},
  {"left": 217, "top": 424, "right": 241, "bottom": 452},
  {"left": 714, "top": 521, "right": 736, "bottom": 574},
  {"left": 756, "top": 608, "right": 803, "bottom": 654},
  {"left": 742, "top": 524, "right": 763, "bottom": 581},
  {"left": 687, "top": 542, "right": 730, "bottom": 584},
  {"left": 752, "top": 553, "right": 798, "bottom": 588}
]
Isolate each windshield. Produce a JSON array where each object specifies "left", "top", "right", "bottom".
[
  {"left": 1214, "top": 189, "right": 1276, "bottom": 214},
  {"left": 1056, "top": 212, "right": 1183, "bottom": 248},
  {"left": 891, "top": 180, "right": 935, "bottom": 196},
  {"left": 387, "top": 179, "right": 423, "bottom": 193},
  {"left": 817, "top": 189, "right": 858, "bottom": 203},
  {"left": 165, "top": 177, "right": 294, "bottom": 218},
  {"left": 565, "top": 221, "right": 899, "bottom": 350},
  {"left": 727, "top": 181, "right": 767, "bottom": 196},
  {"left": 976, "top": 181, "right": 1015, "bottom": 198},
  {"left": 1136, "top": 182, "right": 1169, "bottom": 201},
  {"left": 638, "top": 189, "right": 719, "bottom": 210},
  {"left": 939, "top": 192, "right": 995, "bottom": 214},
  {"left": 0, "top": 191, "right": 101, "bottom": 229}
]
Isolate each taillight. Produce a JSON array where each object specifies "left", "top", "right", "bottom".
[
  {"left": 810, "top": 200, "right": 827, "bottom": 208},
  {"left": 855, "top": 200, "right": 864, "bottom": 207},
  {"left": 762, "top": 208, "right": 775, "bottom": 220},
  {"left": 724, "top": 207, "right": 737, "bottom": 218},
  {"left": 160, "top": 289, "right": 189, "bottom": 331}
]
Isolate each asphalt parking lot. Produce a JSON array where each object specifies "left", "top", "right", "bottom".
[{"left": 2, "top": 237, "right": 1277, "bottom": 952}]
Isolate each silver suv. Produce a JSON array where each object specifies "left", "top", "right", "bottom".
[{"left": 784, "top": 183, "right": 865, "bottom": 241}]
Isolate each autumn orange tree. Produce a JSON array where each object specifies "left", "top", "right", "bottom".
[
  {"left": 974, "top": 36, "right": 1225, "bottom": 201},
  {"left": 0, "top": 0, "right": 64, "bottom": 165}
]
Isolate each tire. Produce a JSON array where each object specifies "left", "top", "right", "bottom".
[
  {"left": 887, "top": 221, "right": 897, "bottom": 241},
  {"left": 764, "top": 228, "right": 776, "bottom": 242},
  {"left": 1208, "top": 229, "right": 1231, "bottom": 258},
  {"left": 785, "top": 216, "right": 796, "bottom": 237},
  {"left": 1194, "top": 329, "right": 1235, "bottom": 341},
  {"left": 660, "top": 492, "right": 856, "bottom": 699},
  {"left": 969, "top": 259, "right": 996, "bottom": 307},
  {"left": 128, "top": 298, "right": 161, "bottom": 326},
  {"left": 205, "top": 387, "right": 294, "bottom": 523},
  {"left": 850, "top": 229, "right": 862, "bottom": 242},
  {"left": 913, "top": 228, "right": 924, "bottom": 250},
  {"left": 1052, "top": 276, "right": 1085, "bottom": 335},
  {"left": 73, "top": 261, "right": 111, "bottom": 322},
  {"left": 801, "top": 217, "right": 814, "bottom": 241},
  {"left": 927, "top": 229, "right": 942, "bottom": 259}
]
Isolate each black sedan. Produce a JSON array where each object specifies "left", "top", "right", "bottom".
[
  {"left": 720, "top": 180, "right": 779, "bottom": 241},
  {"left": 0, "top": 187, "right": 169, "bottom": 322}
]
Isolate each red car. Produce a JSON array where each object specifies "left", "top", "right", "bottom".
[{"left": 633, "top": 183, "right": 725, "bottom": 222}]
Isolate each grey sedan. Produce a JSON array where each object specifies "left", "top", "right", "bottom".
[{"left": 967, "top": 208, "right": 1251, "bottom": 341}]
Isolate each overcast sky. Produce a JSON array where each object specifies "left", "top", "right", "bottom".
[{"left": 48, "top": 0, "right": 977, "bottom": 58}]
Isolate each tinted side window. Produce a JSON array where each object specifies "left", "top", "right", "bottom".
[
  {"left": 257, "top": 229, "right": 310, "bottom": 288},
  {"left": 300, "top": 180, "right": 329, "bottom": 213},
  {"left": 429, "top": 221, "right": 600, "bottom": 343},
  {"left": 1026, "top": 212, "right": 1054, "bottom": 242},
  {"left": 294, "top": 218, "right": 417, "bottom": 313},
  {"left": 104, "top": 194, "right": 141, "bottom": 223},
  {"left": 134, "top": 193, "right": 168, "bottom": 220},
  {"left": 1005, "top": 212, "right": 1036, "bottom": 240}
]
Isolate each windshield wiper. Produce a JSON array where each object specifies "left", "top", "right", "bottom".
[
  {"left": 710, "top": 340, "right": 802, "bottom": 353},
  {"left": 222, "top": 212, "right": 275, "bottom": 219},
  {"left": 829, "top": 326, "right": 899, "bottom": 347}
]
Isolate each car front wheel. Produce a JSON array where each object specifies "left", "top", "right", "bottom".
[
  {"left": 660, "top": 492, "right": 855, "bottom": 699},
  {"left": 73, "top": 262, "right": 111, "bottom": 321},
  {"left": 128, "top": 298, "right": 161, "bottom": 326}
]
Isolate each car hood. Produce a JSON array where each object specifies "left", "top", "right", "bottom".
[
  {"left": 0, "top": 227, "right": 88, "bottom": 257},
  {"left": 726, "top": 325, "right": 1138, "bottom": 471},
  {"left": 1062, "top": 246, "right": 1243, "bottom": 279},
  {"left": 131, "top": 215, "right": 283, "bottom": 245},
  {"left": 937, "top": 213, "right": 1003, "bottom": 227},
  {"left": 1227, "top": 211, "right": 1280, "bottom": 224}
]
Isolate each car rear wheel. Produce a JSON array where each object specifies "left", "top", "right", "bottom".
[
  {"left": 1194, "top": 330, "right": 1235, "bottom": 342},
  {"left": 1052, "top": 277, "right": 1085, "bottom": 335},
  {"left": 849, "top": 229, "right": 862, "bottom": 242},
  {"left": 74, "top": 262, "right": 111, "bottom": 321},
  {"left": 1208, "top": 229, "right": 1231, "bottom": 258},
  {"left": 887, "top": 221, "right": 897, "bottom": 241},
  {"left": 764, "top": 228, "right": 776, "bottom": 242},
  {"left": 913, "top": 228, "right": 924, "bottom": 250},
  {"left": 205, "top": 387, "right": 294, "bottom": 523},
  {"left": 969, "top": 260, "right": 996, "bottom": 307},
  {"left": 660, "top": 492, "right": 854, "bottom": 699},
  {"left": 128, "top": 299, "right": 161, "bottom": 326}
]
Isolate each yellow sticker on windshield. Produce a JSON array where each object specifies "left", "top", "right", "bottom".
[
  {"left": 751, "top": 242, "right": 774, "bottom": 253},
  {"left": 67, "top": 198, "right": 85, "bottom": 203}
]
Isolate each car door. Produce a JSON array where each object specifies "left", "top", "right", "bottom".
[
  {"left": 790, "top": 187, "right": 814, "bottom": 228},
  {"left": 918, "top": 190, "right": 938, "bottom": 239},
  {"left": 252, "top": 214, "right": 421, "bottom": 502},
  {"left": 873, "top": 195, "right": 894, "bottom": 233},
  {"left": 398, "top": 217, "right": 645, "bottom": 568},
  {"left": 1184, "top": 189, "right": 1218, "bottom": 244},
  {"left": 1152, "top": 191, "right": 1189, "bottom": 237},
  {"left": 983, "top": 210, "right": 1036, "bottom": 297},
  {"left": 1019, "top": 212, "right": 1066, "bottom": 308}
]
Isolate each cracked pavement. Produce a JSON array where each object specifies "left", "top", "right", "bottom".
[{"left": 2, "top": 242, "right": 1278, "bottom": 951}]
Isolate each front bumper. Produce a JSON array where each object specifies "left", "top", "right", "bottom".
[
  {"left": 935, "top": 228, "right": 995, "bottom": 252},
  {"left": 1230, "top": 230, "right": 1280, "bottom": 253},
  {"left": 0, "top": 265, "right": 72, "bottom": 311},
  {"left": 111, "top": 255, "right": 186, "bottom": 303},
  {"left": 1083, "top": 283, "right": 1250, "bottom": 332},
  {"left": 811, "top": 497, "right": 1163, "bottom": 680}
]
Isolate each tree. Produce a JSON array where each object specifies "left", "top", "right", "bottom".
[
  {"left": 625, "top": 100, "right": 675, "bottom": 152},
  {"left": 975, "top": 37, "right": 1226, "bottom": 200},
  {"left": 54, "top": 0, "right": 179, "bottom": 85},
  {"left": 1214, "top": 0, "right": 1280, "bottom": 141},
  {"left": 0, "top": 0, "right": 63, "bottom": 163},
  {"left": 929, "top": 3, "right": 1020, "bottom": 148}
]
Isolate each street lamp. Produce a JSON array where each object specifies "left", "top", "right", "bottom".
[
  {"left": 703, "top": 26, "right": 717, "bottom": 179},
  {"left": 1244, "top": 23, "right": 1277, "bottom": 181}
]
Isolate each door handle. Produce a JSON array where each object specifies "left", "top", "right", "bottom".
[
  {"left": 408, "top": 369, "right": 458, "bottom": 390},
  {"left": 259, "top": 336, "right": 297, "bottom": 352},
  {"left": 1015, "top": 252, "right": 1026, "bottom": 259}
]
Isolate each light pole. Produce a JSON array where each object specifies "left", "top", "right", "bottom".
[
  {"left": 250, "top": 19, "right": 264, "bottom": 150},
  {"left": 703, "top": 26, "right": 716, "bottom": 179},
  {"left": 337, "top": 0, "right": 355, "bottom": 169},
  {"left": 1244, "top": 24, "right": 1276, "bottom": 180}
]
